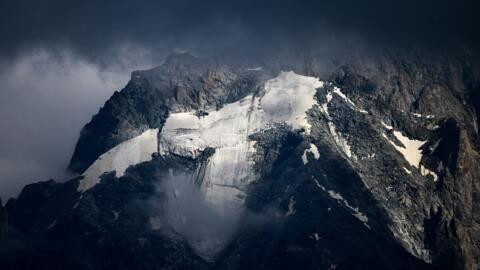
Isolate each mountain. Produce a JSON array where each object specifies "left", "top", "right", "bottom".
[{"left": 1, "top": 51, "right": 479, "bottom": 270}]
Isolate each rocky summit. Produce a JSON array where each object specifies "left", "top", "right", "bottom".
[{"left": 1, "top": 51, "right": 480, "bottom": 270}]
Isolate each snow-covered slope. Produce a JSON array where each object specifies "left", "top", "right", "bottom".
[
  {"left": 79, "top": 71, "right": 324, "bottom": 205},
  {"left": 78, "top": 129, "right": 159, "bottom": 191}
]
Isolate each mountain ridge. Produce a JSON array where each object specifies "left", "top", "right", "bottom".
[{"left": 1, "top": 50, "right": 480, "bottom": 269}]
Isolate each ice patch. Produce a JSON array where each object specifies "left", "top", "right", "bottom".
[
  {"left": 302, "top": 143, "right": 320, "bottom": 164},
  {"left": 78, "top": 129, "right": 159, "bottom": 191}
]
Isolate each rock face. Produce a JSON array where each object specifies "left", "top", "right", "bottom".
[{"left": 2, "top": 51, "right": 480, "bottom": 270}]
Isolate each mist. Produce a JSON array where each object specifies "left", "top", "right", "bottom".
[
  {"left": 0, "top": 47, "right": 155, "bottom": 200},
  {"left": 154, "top": 171, "right": 242, "bottom": 260}
]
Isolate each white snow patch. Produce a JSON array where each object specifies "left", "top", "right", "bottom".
[
  {"left": 313, "top": 179, "right": 370, "bottom": 229},
  {"left": 312, "top": 177, "right": 326, "bottom": 191},
  {"left": 78, "top": 129, "right": 159, "bottom": 191},
  {"left": 261, "top": 71, "right": 324, "bottom": 134},
  {"left": 420, "top": 165, "right": 439, "bottom": 182},
  {"left": 326, "top": 190, "right": 370, "bottom": 229},
  {"left": 319, "top": 92, "right": 333, "bottom": 117},
  {"left": 364, "top": 153, "right": 376, "bottom": 160},
  {"left": 319, "top": 89, "right": 356, "bottom": 159},
  {"left": 381, "top": 121, "right": 393, "bottom": 130},
  {"left": 332, "top": 87, "right": 357, "bottom": 107},
  {"left": 302, "top": 143, "right": 320, "bottom": 164},
  {"left": 411, "top": 113, "right": 435, "bottom": 119},
  {"left": 403, "top": 167, "right": 412, "bottom": 175},
  {"left": 331, "top": 86, "right": 368, "bottom": 114},
  {"left": 246, "top": 67, "right": 262, "bottom": 71},
  {"left": 383, "top": 131, "right": 426, "bottom": 168},
  {"left": 358, "top": 109, "right": 368, "bottom": 114},
  {"left": 328, "top": 122, "right": 353, "bottom": 158}
]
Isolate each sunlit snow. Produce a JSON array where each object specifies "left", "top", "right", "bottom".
[
  {"left": 383, "top": 131, "right": 426, "bottom": 169},
  {"left": 159, "top": 71, "right": 324, "bottom": 212},
  {"left": 319, "top": 89, "right": 355, "bottom": 159},
  {"left": 420, "top": 164, "right": 439, "bottom": 182},
  {"left": 78, "top": 129, "right": 159, "bottom": 191},
  {"left": 302, "top": 143, "right": 320, "bottom": 164}
]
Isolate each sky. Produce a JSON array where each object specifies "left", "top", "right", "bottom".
[{"left": 0, "top": 0, "right": 479, "bottom": 200}]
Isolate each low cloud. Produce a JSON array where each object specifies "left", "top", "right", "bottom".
[
  {"left": 0, "top": 47, "right": 155, "bottom": 200},
  {"left": 154, "top": 171, "right": 241, "bottom": 260}
]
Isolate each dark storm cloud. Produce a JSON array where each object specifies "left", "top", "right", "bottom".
[{"left": 1, "top": 0, "right": 479, "bottom": 62}]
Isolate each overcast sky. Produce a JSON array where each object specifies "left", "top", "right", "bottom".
[{"left": 0, "top": 0, "right": 478, "bottom": 200}]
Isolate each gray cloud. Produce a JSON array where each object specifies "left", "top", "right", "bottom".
[
  {"left": 0, "top": 48, "right": 155, "bottom": 199},
  {"left": 155, "top": 172, "right": 242, "bottom": 259}
]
